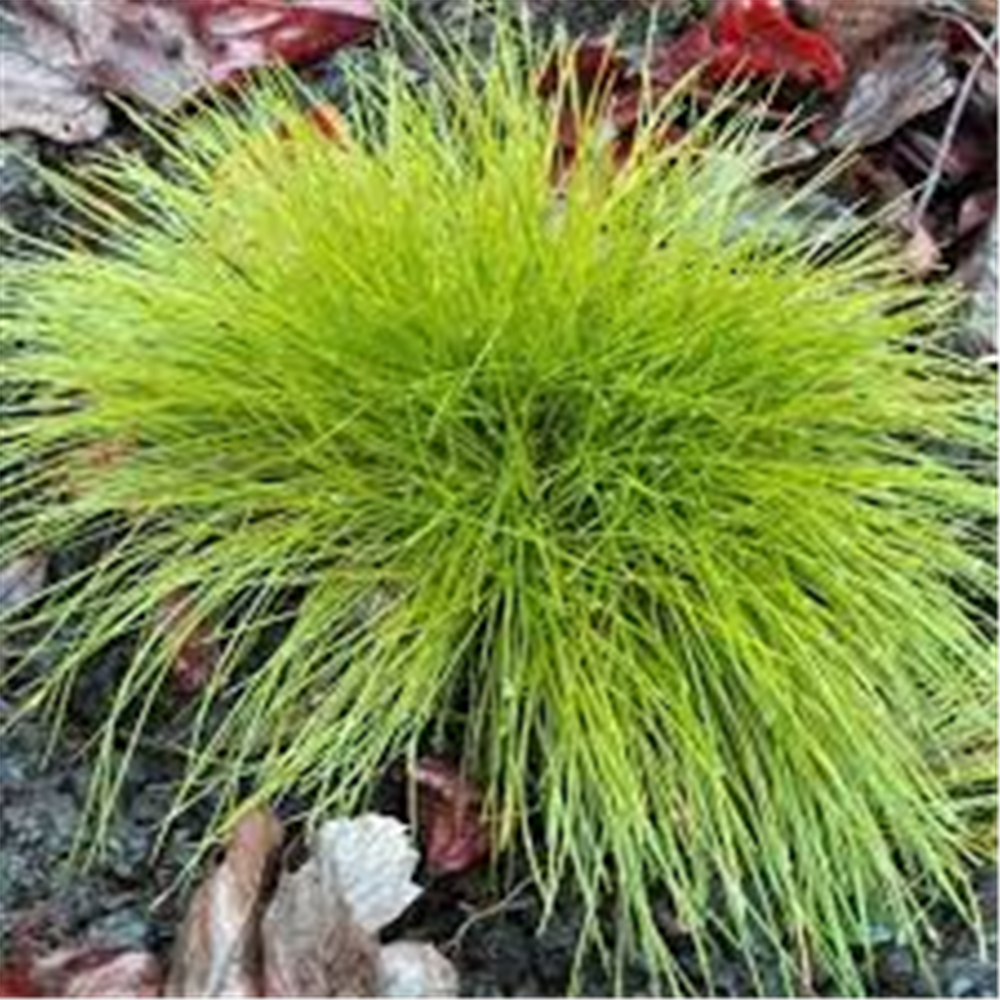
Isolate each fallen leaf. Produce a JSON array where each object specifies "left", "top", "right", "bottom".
[
  {"left": 956, "top": 215, "right": 998, "bottom": 358},
  {"left": 188, "top": 0, "right": 378, "bottom": 83},
  {"left": 827, "top": 38, "right": 957, "bottom": 149},
  {"left": 166, "top": 808, "right": 284, "bottom": 997},
  {"left": 155, "top": 589, "right": 220, "bottom": 695},
  {"left": 34, "top": 949, "right": 162, "bottom": 1000},
  {"left": 261, "top": 856, "right": 381, "bottom": 996},
  {"left": 0, "top": 47, "right": 110, "bottom": 143},
  {"left": 797, "top": 0, "right": 924, "bottom": 62},
  {"left": 958, "top": 188, "right": 997, "bottom": 237},
  {"left": 3, "top": 0, "right": 377, "bottom": 143},
  {"left": 260, "top": 815, "right": 441, "bottom": 996},
  {"left": 710, "top": 0, "right": 846, "bottom": 92},
  {"left": 0, "top": 962, "right": 39, "bottom": 1000},
  {"left": 378, "top": 942, "right": 459, "bottom": 998},
  {"left": 313, "top": 815, "right": 424, "bottom": 933},
  {"left": 413, "top": 758, "right": 491, "bottom": 876},
  {"left": 961, "top": 0, "right": 998, "bottom": 23},
  {"left": 902, "top": 219, "right": 942, "bottom": 277},
  {"left": 0, "top": 553, "right": 47, "bottom": 612},
  {"left": 651, "top": 0, "right": 846, "bottom": 103},
  {"left": 537, "top": 40, "right": 630, "bottom": 100},
  {"left": 0, "top": 949, "right": 161, "bottom": 998},
  {"left": 2, "top": 808, "right": 454, "bottom": 997},
  {"left": 649, "top": 21, "right": 716, "bottom": 90}
]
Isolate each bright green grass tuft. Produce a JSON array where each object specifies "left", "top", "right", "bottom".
[{"left": 1, "top": 26, "right": 996, "bottom": 996}]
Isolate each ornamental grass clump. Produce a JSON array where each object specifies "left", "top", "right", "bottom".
[{"left": 1, "top": 27, "right": 996, "bottom": 996}]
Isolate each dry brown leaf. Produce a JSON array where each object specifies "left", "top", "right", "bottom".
[
  {"left": 798, "top": 0, "right": 925, "bottom": 60},
  {"left": 264, "top": 815, "right": 458, "bottom": 997},
  {"left": 2, "top": 810, "right": 454, "bottom": 998},
  {"left": 902, "top": 220, "right": 942, "bottom": 277},
  {"left": 166, "top": 808, "right": 284, "bottom": 997}
]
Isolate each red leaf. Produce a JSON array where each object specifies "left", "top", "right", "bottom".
[
  {"left": 652, "top": 0, "right": 846, "bottom": 96},
  {"left": 711, "top": 0, "right": 846, "bottom": 92},
  {"left": 412, "top": 758, "right": 491, "bottom": 876}
]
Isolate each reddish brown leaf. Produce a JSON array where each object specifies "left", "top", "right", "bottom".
[
  {"left": 959, "top": 189, "right": 998, "bottom": 238},
  {"left": 412, "top": 758, "right": 491, "bottom": 876},
  {"left": 0, "top": 964, "right": 37, "bottom": 997},
  {"left": 34, "top": 949, "right": 162, "bottom": 1000},
  {"left": 155, "top": 589, "right": 220, "bottom": 695},
  {"left": 0, "top": 949, "right": 161, "bottom": 998},
  {"left": 537, "top": 40, "right": 630, "bottom": 100},
  {"left": 186, "top": 0, "right": 378, "bottom": 83},
  {"left": 650, "top": 22, "right": 716, "bottom": 90}
]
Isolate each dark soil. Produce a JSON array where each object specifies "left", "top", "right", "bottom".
[{"left": 1, "top": 1, "right": 997, "bottom": 996}]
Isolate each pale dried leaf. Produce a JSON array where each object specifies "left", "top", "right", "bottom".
[
  {"left": 315, "top": 815, "right": 423, "bottom": 934},
  {"left": 902, "top": 221, "right": 941, "bottom": 278},
  {"left": 958, "top": 216, "right": 998, "bottom": 358},
  {"left": 0, "top": 552, "right": 48, "bottom": 611},
  {"left": 166, "top": 809, "right": 284, "bottom": 997},
  {"left": 378, "top": 942, "right": 459, "bottom": 998},
  {"left": 828, "top": 39, "right": 957, "bottom": 149},
  {"left": 0, "top": 47, "right": 109, "bottom": 142},
  {"left": 260, "top": 860, "right": 381, "bottom": 997}
]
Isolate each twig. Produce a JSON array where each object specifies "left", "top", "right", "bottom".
[
  {"left": 934, "top": 7, "right": 998, "bottom": 69},
  {"left": 913, "top": 25, "right": 998, "bottom": 225},
  {"left": 443, "top": 878, "right": 535, "bottom": 954}
]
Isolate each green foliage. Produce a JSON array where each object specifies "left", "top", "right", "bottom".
[{"left": 1, "top": 27, "right": 995, "bottom": 995}]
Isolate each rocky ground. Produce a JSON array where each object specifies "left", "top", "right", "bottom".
[
  {"left": 1, "top": 704, "right": 996, "bottom": 996},
  {"left": 1, "top": 0, "right": 997, "bottom": 995}
]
